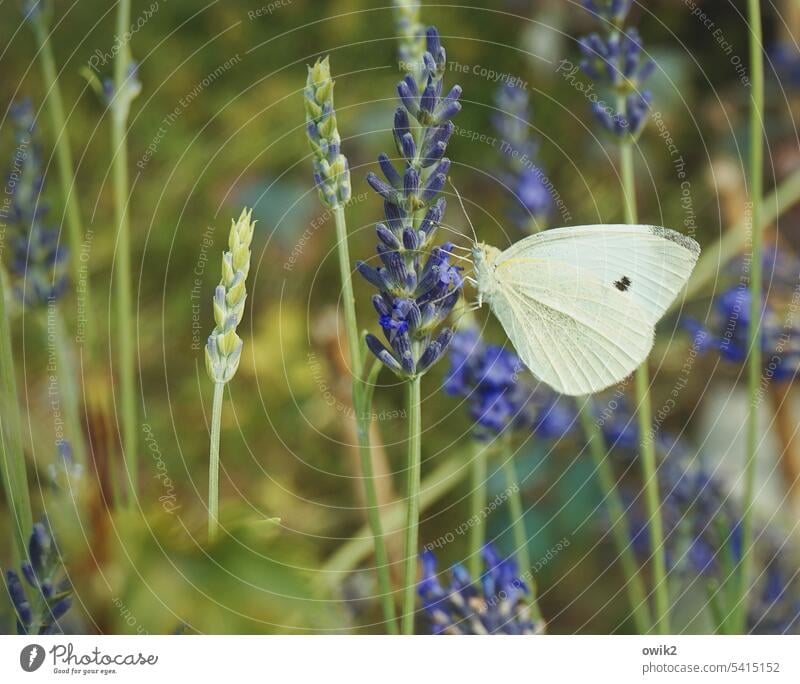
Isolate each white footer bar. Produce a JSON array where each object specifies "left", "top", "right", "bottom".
[{"left": 0, "top": 635, "right": 797, "bottom": 682}]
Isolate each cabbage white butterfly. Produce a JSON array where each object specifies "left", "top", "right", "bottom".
[{"left": 468, "top": 224, "right": 700, "bottom": 396}]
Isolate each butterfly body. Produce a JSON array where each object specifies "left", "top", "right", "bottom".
[{"left": 471, "top": 224, "right": 700, "bottom": 396}]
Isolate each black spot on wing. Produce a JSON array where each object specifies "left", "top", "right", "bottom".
[{"left": 614, "top": 275, "right": 632, "bottom": 292}]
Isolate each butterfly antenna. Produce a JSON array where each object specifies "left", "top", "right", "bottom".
[
  {"left": 449, "top": 179, "right": 478, "bottom": 245},
  {"left": 440, "top": 249, "right": 472, "bottom": 263}
]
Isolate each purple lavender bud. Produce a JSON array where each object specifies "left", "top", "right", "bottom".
[
  {"left": 372, "top": 294, "right": 391, "bottom": 318},
  {"left": 426, "top": 27, "right": 444, "bottom": 67},
  {"left": 29, "top": 523, "right": 51, "bottom": 575},
  {"left": 421, "top": 122, "right": 453, "bottom": 166},
  {"left": 403, "top": 167, "right": 420, "bottom": 199},
  {"left": 638, "top": 58, "right": 656, "bottom": 83},
  {"left": 402, "top": 227, "right": 420, "bottom": 250},
  {"left": 50, "top": 596, "right": 72, "bottom": 620},
  {"left": 418, "top": 198, "right": 445, "bottom": 240},
  {"left": 376, "top": 223, "right": 400, "bottom": 248},
  {"left": 417, "top": 328, "right": 454, "bottom": 373},
  {"left": 393, "top": 332, "right": 416, "bottom": 374},
  {"left": 356, "top": 261, "right": 384, "bottom": 289},
  {"left": 365, "top": 335, "right": 403, "bottom": 373},
  {"left": 420, "top": 80, "right": 437, "bottom": 116},
  {"left": 383, "top": 200, "right": 406, "bottom": 232},
  {"left": 21, "top": 561, "right": 37, "bottom": 587},
  {"left": 378, "top": 153, "right": 402, "bottom": 188},
  {"left": 400, "top": 132, "right": 417, "bottom": 162},
  {"left": 421, "top": 173, "right": 447, "bottom": 203},
  {"left": 434, "top": 85, "right": 462, "bottom": 124},
  {"left": 382, "top": 250, "right": 411, "bottom": 289},
  {"left": 398, "top": 79, "right": 419, "bottom": 118},
  {"left": 6, "top": 570, "right": 32, "bottom": 628},
  {"left": 367, "top": 172, "right": 399, "bottom": 203},
  {"left": 394, "top": 107, "right": 411, "bottom": 145}
]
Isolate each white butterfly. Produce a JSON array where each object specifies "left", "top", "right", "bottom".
[{"left": 469, "top": 224, "right": 700, "bottom": 396}]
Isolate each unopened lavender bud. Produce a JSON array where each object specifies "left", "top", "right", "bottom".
[
  {"left": 305, "top": 57, "right": 351, "bottom": 208},
  {"left": 205, "top": 208, "right": 255, "bottom": 384}
]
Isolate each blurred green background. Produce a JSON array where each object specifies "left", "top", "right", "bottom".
[{"left": 1, "top": 0, "right": 799, "bottom": 634}]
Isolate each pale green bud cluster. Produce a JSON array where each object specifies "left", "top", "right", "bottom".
[
  {"left": 304, "top": 57, "right": 351, "bottom": 208},
  {"left": 393, "top": 0, "right": 426, "bottom": 83},
  {"left": 205, "top": 208, "right": 255, "bottom": 384}
]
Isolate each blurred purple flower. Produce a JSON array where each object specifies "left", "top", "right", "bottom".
[{"left": 418, "top": 544, "right": 538, "bottom": 634}]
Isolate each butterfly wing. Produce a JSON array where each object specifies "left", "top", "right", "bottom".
[
  {"left": 489, "top": 257, "right": 654, "bottom": 396},
  {"left": 496, "top": 224, "right": 700, "bottom": 324}
]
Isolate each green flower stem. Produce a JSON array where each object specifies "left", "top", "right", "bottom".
[
  {"left": 208, "top": 380, "right": 224, "bottom": 542},
  {"left": 111, "top": 0, "right": 137, "bottom": 503},
  {"left": 468, "top": 439, "right": 488, "bottom": 579},
  {"left": 332, "top": 206, "right": 362, "bottom": 375},
  {"left": 578, "top": 404, "right": 652, "bottom": 634},
  {"left": 400, "top": 375, "right": 422, "bottom": 634},
  {"left": 41, "top": 306, "right": 88, "bottom": 469},
  {"left": 29, "top": 14, "right": 96, "bottom": 356},
  {"left": 499, "top": 440, "right": 542, "bottom": 622},
  {"left": 619, "top": 139, "right": 670, "bottom": 634},
  {"left": 735, "top": 0, "right": 765, "bottom": 634},
  {"left": 318, "top": 453, "right": 467, "bottom": 583},
  {"left": 0, "top": 271, "right": 32, "bottom": 561},
  {"left": 333, "top": 204, "right": 398, "bottom": 633},
  {"left": 356, "top": 357, "right": 399, "bottom": 634}
]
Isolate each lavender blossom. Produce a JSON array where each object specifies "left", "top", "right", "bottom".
[
  {"left": 5, "top": 99, "right": 68, "bottom": 306},
  {"left": 445, "top": 327, "right": 574, "bottom": 440},
  {"left": 682, "top": 250, "right": 800, "bottom": 382},
  {"left": 304, "top": 57, "right": 351, "bottom": 209},
  {"left": 578, "top": 3, "right": 655, "bottom": 139},
  {"left": 418, "top": 545, "right": 538, "bottom": 634},
  {"left": 5, "top": 523, "right": 72, "bottom": 635},
  {"left": 357, "top": 27, "right": 463, "bottom": 378},
  {"left": 581, "top": 0, "right": 633, "bottom": 24},
  {"left": 492, "top": 84, "right": 553, "bottom": 233}
]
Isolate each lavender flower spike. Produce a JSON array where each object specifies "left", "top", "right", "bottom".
[
  {"left": 358, "top": 27, "right": 463, "bottom": 378},
  {"left": 578, "top": 4, "right": 654, "bottom": 139},
  {"left": 205, "top": 208, "right": 255, "bottom": 384},
  {"left": 304, "top": 57, "right": 352, "bottom": 209},
  {"left": 6, "top": 99, "right": 69, "bottom": 306},
  {"left": 5, "top": 522, "right": 72, "bottom": 635}
]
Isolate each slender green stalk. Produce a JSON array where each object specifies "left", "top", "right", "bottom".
[
  {"left": 400, "top": 375, "right": 422, "bottom": 634},
  {"left": 468, "top": 439, "right": 488, "bottom": 578},
  {"left": 634, "top": 366, "right": 670, "bottom": 633},
  {"left": 735, "top": 0, "right": 765, "bottom": 634},
  {"left": 356, "top": 356, "right": 399, "bottom": 634},
  {"left": 0, "top": 272, "right": 32, "bottom": 561},
  {"left": 319, "top": 454, "right": 467, "bottom": 582},
  {"left": 499, "top": 442, "right": 542, "bottom": 622},
  {"left": 578, "top": 404, "right": 652, "bottom": 633},
  {"left": 43, "top": 306, "right": 88, "bottom": 468},
  {"left": 29, "top": 13, "right": 96, "bottom": 356},
  {"left": 332, "top": 206, "right": 362, "bottom": 375},
  {"left": 334, "top": 205, "right": 398, "bottom": 633},
  {"left": 110, "top": 0, "right": 137, "bottom": 502},
  {"left": 207, "top": 381, "right": 224, "bottom": 541},
  {"left": 619, "top": 139, "right": 670, "bottom": 633}
]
